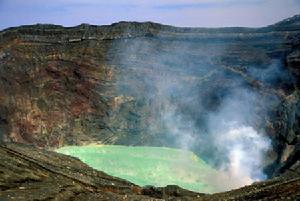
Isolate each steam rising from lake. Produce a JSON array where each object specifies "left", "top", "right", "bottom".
[{"left": 106, "top": 35, "right": 289, "bottom": 190}]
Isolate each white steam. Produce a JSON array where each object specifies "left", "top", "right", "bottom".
[
  {"left": 151, "top": 71, "right": 272, "bottom": 187},
  {"left": 206, "top": 89, "right": 272, "bottom": 186},
  {"left": 216, "top": 124, "right": 270, "bottom": 185},
  {"left": 160, "top": 86, "right": 271, "bottom": 188},
  {"left": 108, "top": 37, "right": 280, "bottom": 191},
  {"left": 162, "top": 105, "right": 197, "bottom": 150}
]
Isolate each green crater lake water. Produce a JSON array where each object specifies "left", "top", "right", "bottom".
[{"left": 56, "top": 145, "right": 224, "bottom": 193}]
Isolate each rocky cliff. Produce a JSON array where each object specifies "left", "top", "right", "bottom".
[
  {"left": 0, "top": 15, "right": 300, "bottom": 179},
  {"left": 1, "top": 143, "right": 300, "bottom": 200}
]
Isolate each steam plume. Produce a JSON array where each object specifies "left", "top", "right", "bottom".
[{"left": 107, "top": 36, "right": 290, "bottom": 191}]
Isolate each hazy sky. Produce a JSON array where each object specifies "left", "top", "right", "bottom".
[{"left": 1, "top": 0, "right": 300, "bottom": 30}]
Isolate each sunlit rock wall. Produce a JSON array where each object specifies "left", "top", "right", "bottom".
[{"left": 0, "top": 16, "right": 299, "bottom": 177}]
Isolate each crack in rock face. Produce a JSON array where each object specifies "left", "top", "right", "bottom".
[{"left": 0, "top": 16, "right": 300, "bottom": 196}]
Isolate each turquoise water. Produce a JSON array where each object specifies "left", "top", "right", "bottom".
[{"left": 56, "top": 145, "right": 223, "bottom": 193}]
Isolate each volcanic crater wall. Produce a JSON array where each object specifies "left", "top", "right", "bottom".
[{"left": 0, "top": 16, "right": 300, "bottom": 177}]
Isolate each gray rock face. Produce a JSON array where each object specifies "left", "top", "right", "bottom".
[
  {"left": 0, "top": 15, "right": 299, "bottom": 178},
  {"left": 0, "top": 143, "right": 204, "bottom": 200},
  {"left": 1, "top": 143, "right": 300, "bottom": 200}
]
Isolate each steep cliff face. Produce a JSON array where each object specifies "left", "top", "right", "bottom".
[
  {"left": 0, "top": 15, "right": 300, "bottom": 177},
  {"left": 1, "top": 143, "right": 300, "bottom": 201}
]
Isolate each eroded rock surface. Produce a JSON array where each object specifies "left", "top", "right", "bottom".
[
  {"left": 1, "top": 143, "right": 300, "bottom": 200},
  {"left": 0, "top": 15, "right": 300, "bottom": 179},
  {"left": 0, "top": 143, "right": 203, "bottom": 201}
]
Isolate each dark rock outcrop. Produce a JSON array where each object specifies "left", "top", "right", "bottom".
[
  {"left": 0, "top": 143, "right": 203, "bottom": 200},
  {"left": 1, "top": 143, "right": 300, "bottom": 200},
  {"left": 0, "top": 15, "right": 300, "bottom": 178}
]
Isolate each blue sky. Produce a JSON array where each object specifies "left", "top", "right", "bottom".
[{"left": 0, "top": 0, "right": 300, "bottom": 30}]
